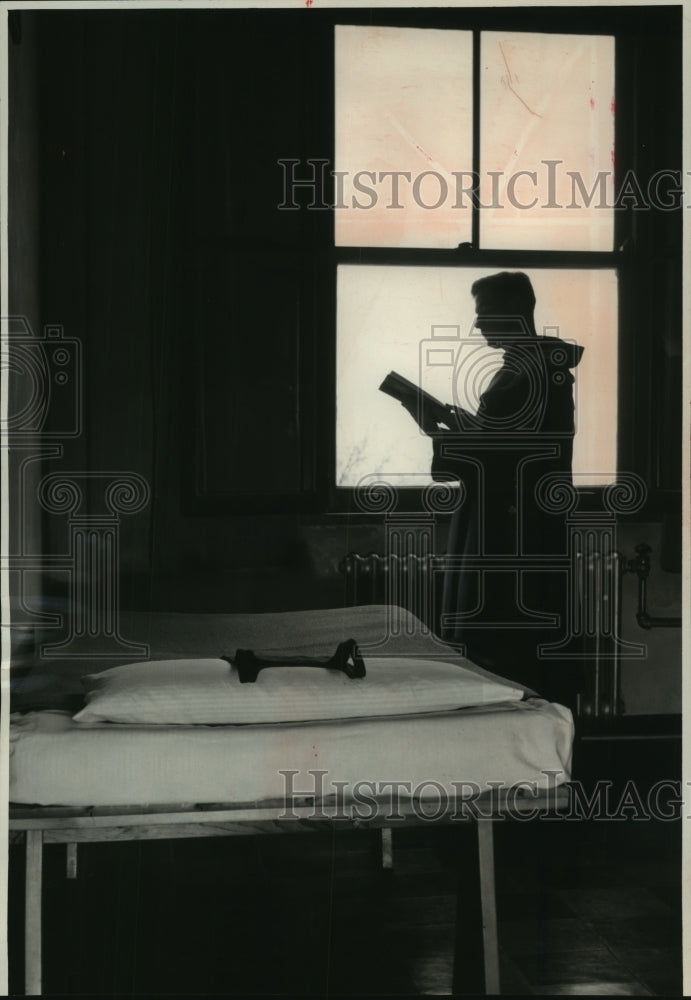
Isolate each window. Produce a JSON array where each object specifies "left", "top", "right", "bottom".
[
  {"left": 337, "top": 265, "right": 617, "bottom": 488},
  {"left": 335, "top": 26, "right": 473, "bottom": 249},
  {"left": 334, "top": 24, "right": 618, "bottom": 494}
]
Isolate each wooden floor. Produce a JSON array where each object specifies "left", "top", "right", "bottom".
[{"left": 8, "top": 805, "right": 681, "bottom": 996}]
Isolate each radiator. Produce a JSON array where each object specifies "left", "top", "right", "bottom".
[
  {"left": 570, "top": 548, "right": 626, "bottom": 719},
  {"left": 339, "top": 552, "right": 445, "bottom": 638},
  {"left": 339, "top": 549, "right": 632, "bottom": 719}
]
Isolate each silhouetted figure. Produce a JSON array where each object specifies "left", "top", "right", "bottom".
[{"left": 421, "top": 273, "right": 584, "bottom": 707}]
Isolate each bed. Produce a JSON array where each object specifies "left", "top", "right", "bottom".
[{"left": 9, "top": 605, "right": 574, "bottom": 995}]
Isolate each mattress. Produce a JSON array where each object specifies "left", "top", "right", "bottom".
[
  {"left": 9, "top": 698, "right": 573, "bottom": 808},
  {"left": 12, "top": 605, "right": 534, "bottom": 710}
]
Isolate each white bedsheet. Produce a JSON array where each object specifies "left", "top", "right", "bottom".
[{"left": 10, "top": 699, "right": 573, "bottom": 808}]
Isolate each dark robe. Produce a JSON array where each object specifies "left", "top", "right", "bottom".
[{"left": 431, "top": 335, "right": 584, "bottom": 704}]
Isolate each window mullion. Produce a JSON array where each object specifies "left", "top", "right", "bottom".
[{"left": 472, "top": 28, "right": 480, "bottom": 250}]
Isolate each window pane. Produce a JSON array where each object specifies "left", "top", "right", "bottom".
[
  {"left": 480, "top": 32, "right": 615, "bottom": 251},
  {"left": 335, "top": 25, "right": 473, "bottom": 249},
  {"left": 337, "top": 265, "right": 617, "bottom": 488}
]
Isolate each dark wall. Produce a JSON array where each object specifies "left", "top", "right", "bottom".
[
  {"left": 12, "top": 7, "right": 683, "bottom": 624},
  {"left": 28, "top": 10, "right": 339, "bottom": 611}
]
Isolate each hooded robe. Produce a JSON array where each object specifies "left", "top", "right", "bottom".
[{"left": 431, "top": 335, "right": 585, "bottom": 703}]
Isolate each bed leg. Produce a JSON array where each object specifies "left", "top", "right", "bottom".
[
  {"left": 25, "top": 829, "right": 43, "bottom": 996},
  {"left": 477, "top": 819, "right": 500, "bottom": 995},
  {"left": 451, "top": 819, "right": 500, "bottom": 996},
  {"left": 380, "top": 828, "right": 393, "bottom": 869}
]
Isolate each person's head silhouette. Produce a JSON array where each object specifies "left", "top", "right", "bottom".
[{"left": 471, "top": 272, "right": 537, "bottom": 348}]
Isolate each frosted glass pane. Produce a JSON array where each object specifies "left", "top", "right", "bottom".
[
  {"left": 335, "top": 25, "right": 473, "bottom": 249},
  {"left": 337, "top": 266, "right": 617, "bottom": 488},
  {"left": 480, "top": 32, "right": 615, "bottom": 250}
]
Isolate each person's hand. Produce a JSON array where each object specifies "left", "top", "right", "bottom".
[{"left": 401, "top": 401, "right": 448, "bottom": 436}]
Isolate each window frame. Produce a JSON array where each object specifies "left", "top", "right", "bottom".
[{"left": 325, "top": 11, "right": 663, "bottom": 518}]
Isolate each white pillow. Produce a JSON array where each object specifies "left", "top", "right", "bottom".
[{"left": 73, "top": 656, "right": 524, "bottom": 725}]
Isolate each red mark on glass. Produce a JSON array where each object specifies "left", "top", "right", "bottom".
[
  {"left": 306, "top": 0, "right": 313, "bottom": 6},
  {"left": 589, "top": 97, "right": 595, "bottom": 110},
  {"left": 610, "top": 147, "right": 616, "bottom": 168},
  {"left": 610, "top": 97, "right": 616, "bottom": 114}
]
